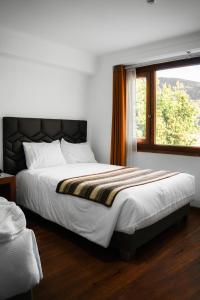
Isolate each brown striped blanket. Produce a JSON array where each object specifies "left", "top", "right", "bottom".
[{"left": 56, "top": 167, "right": 179, "bottom": 207}]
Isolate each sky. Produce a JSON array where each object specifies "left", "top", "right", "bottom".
[{"left": 157, "top": 65, "right": 200, "bottom": 82}]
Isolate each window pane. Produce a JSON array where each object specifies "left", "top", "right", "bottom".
[
  {"left": 136, "top": 77, "right": 146, "bottom": 140},
  {"left": 156, "top": 65, "right": 200, "bottom": 147}
]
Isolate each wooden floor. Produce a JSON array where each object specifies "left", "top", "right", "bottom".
[{"left": 27, "top": 208, "right": 200, "bottom": 300}]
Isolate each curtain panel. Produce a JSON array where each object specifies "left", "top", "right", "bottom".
[
  {"left": 110, "top": 65, "right": 126, "bottom": 166},
  {"left": 126, "top": 68, "right": 137, "bottom": 166}
]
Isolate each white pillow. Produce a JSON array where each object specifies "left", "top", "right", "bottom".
[
  {"left": 23, "top": 140, "right": 66, "bottom": 169},
  {"left": 61, "top": 139, "right": 97, "bottom": 163}
]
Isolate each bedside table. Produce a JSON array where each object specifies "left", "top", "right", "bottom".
[{"left": 0, "top": 173, "right": 16, "bottom": 202}]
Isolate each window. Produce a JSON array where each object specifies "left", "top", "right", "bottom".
[{"left": 136, "top": 57, "right": 200, "bottom": 156}]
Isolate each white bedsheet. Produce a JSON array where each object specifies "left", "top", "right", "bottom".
[
  {"left": 16, "top": 163, "right": 195, "bottom": 248},
  {"left": 0, "top": 197, "right": 43, "bottom": 299}
]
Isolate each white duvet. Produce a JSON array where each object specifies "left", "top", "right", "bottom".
[
  {"left": 16, "top": 163, "right": 195, "bottom": 248},
  {"left": 0, "top": 197, "right": 43, "bottom": 300}
]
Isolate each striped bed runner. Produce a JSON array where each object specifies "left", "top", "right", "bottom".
[{"left": 56, "top": 167, "right": 179, "bottom": 207}]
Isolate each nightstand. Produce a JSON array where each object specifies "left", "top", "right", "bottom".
[{"left": 0, "top": 173, "right": 16, "bottom": 202}]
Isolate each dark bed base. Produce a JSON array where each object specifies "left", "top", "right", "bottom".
[
  {"left": 9, "top": 290, "right": 32, "bottom": 300},
  {"left": 111, "top": 204, "right": 190, "bottom": 260},
  {"left": 23, "top": 203, "right": 190, "bottom": 261}
]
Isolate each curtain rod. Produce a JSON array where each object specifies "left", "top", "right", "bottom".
[{"left": 125, "top": 51, "right": 200, "bottom": 70}]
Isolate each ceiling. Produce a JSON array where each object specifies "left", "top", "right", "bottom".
[{"left": 0, "top": 0, "right": 200, "bottom": 56}]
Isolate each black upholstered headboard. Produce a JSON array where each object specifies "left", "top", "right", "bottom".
[{"left": 3, "top": 117, "right": 87, "bottom": 175}]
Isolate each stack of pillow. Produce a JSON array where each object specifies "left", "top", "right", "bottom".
[{"left": 23, "top": 139, "right": 97, "bottom": 170}]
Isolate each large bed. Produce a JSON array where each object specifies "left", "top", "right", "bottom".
[{"left": 3, "top": 117, "right": 195, "bottom": 260}]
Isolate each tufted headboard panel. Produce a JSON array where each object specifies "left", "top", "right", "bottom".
[{"left": 3, "top": 117, "right": 87, "bottom": 175}]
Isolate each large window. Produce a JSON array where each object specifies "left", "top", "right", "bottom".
[{"left": 136, "top": 57, "right": 200, "bottom": 156}]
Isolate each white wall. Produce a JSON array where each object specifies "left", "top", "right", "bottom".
[
  {"left": 88, "top": 32, "right": 200, "bottom": 207},
  {"left": 0, "top": 28, "right": 94, "bottom": 169},
  {"left": 0, "top": 27, "right": 96, "bottom": 74}
]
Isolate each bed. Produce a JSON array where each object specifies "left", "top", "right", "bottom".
[
  {"left": 0, "top": 196, "right": 43, "bottom": 299},
  {"left": 3, "top": 117, "right": 195, "bottom": 260}
]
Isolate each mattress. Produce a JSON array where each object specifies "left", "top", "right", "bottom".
[{"left": 16, "top": 163, "right": 195, "bottom": 247}]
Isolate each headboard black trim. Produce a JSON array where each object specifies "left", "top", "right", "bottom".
[{"left": 3, "top": 117, "right": 87, "bottom": 175}]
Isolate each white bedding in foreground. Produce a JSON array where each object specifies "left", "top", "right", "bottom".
[
  {"left": 0, "top": 197, "right": 43, "bottom": 299},
  {"left": 16, "top": 163, "right": 195, "bottom": 248}
]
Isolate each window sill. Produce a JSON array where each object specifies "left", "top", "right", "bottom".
[{"left": 137, "top": 144, "right": 200, "bottom": 157}]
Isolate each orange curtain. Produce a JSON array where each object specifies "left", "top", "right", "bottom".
[{"left": 110, "top": 65, "right": 126, "bottom": 166}]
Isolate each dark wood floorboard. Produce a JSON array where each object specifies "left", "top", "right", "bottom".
[{"left": 26, "top": 208, "right": 200, "bottom": 300}]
